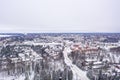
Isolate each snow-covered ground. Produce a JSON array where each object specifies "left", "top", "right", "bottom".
[
  {"left": 109, "top": 52, "right": 120, "bottom": 63},
  {"left": 0, "top": 48, "right": 39, "bottom": 80},
  {"left": 0, "top": 35, "right": 12, "bottom": 37},
  {"left": 24, "top": 41, "right": 63, "bottom": 46},
  {"left": 63, "top": 47, "right": 89, "bottom": 80},
  {"left": 0, "top": 72, "right": 25, "bottom": 80}
]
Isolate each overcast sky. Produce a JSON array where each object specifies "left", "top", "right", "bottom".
[{"left": 0, "top": 0, "right": 120, "bottom": 33}]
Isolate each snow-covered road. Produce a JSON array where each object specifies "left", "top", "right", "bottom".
[{"left": 63, "top": 47, "right": 89, "bottom": 80}]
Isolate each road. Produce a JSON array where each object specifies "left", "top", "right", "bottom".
[{"left": 63, "top": 47, "right": 89, "bottom": 80}]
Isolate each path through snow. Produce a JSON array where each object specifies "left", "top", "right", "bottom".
[{"left": 63, "top": 47, "right": 89, "bottom": 80}]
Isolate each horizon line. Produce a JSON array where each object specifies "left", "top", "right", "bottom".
[{"left": 0, "top": 32, "right": 120, "bottom": 34}]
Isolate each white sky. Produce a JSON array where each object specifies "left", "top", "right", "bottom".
[{"left": 0, "top": 0, "right": 120, "bottom": 33}]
